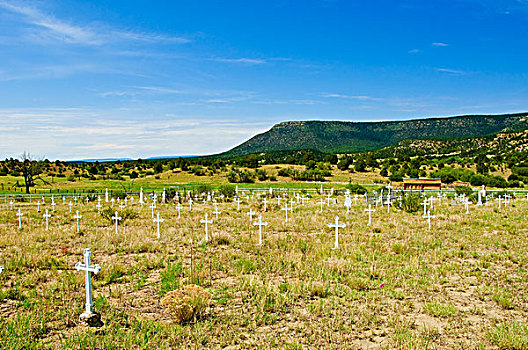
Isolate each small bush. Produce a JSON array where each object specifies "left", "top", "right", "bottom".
[
  {"left": 394, "top": 194, "right": 421, "bottom": 213},
  {"left": 161, "top": 285, "right": 212, "bottom": 324}
]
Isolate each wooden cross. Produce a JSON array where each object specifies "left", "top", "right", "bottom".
[
  {"left": 16, "top": 209, "right": 23, "bottom": 229},
  {"left": 43, "top": 209, "right": 51, "bottom": 231},
  {"left": 253, "top": 215, "right": 268, "bottom": 245},
  {"left": 200, "top": 213, "right": 213, "bottom": 242},
  {"left": 328, "top": 216, "right": 346, "bottom": 250},
  {"left": 364, "top": 204, "right": 376, "bottom": 226},
  {"left": 73, "top": 210, "right": 82, "bottom": 233},
  {"left": 112, "top": 211, "right": 122, "bottom": 234},
  {"left": 74, "top": 248, "right": 101, "bottom": 315},
  {"left": 153, "top": 212, "right": 164, "bottom": 239}
]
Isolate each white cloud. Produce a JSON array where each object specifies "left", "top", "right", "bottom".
[
  {"left": 211, "top": 57, "right": 267, "bottom": 65},
  {"left": 0, "top": 1, "right": 189, "bottom": 46},
  {"left": 432, "top": 42, "right": 449, "bottom": 47},
  {"left": 434, "top": 67, "right": 466, "bottom": 75}
]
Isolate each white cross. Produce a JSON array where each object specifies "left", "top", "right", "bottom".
[
  {"left": 498, "top": 195, "right": 502, "bottom": 209},
  {"left": 189, "top": 198, "right": 193, "bottom": 211},
  {"left": 176, "top": 203, "right": 182, "bottom": 219},
  {"left": 464, "top": 198, "right": 470, "bottom": 214},
  {"left": 200, "top": 213, "right": 213, "bottom": 242},
  {"left": 385, "top": 194, "right": 392, "bottom": 214},
  {"left": 43, "top": 209, "right": 51, "bottom": 230},
  {"left": 320, "top": 198, "right": 324, "bottom": 213},
  {"left": 234, "top": 197, "right": 241, "bottom": 211},
  {"left": 429, "top": 196, "right": 434, "bottom": 209},
  {"left": 37, "top": 200, "right": 41, "bottom": 212},
  {"left": 281, "top": 203, "right": 291, "bottom": 223},
  {"left": 105, "top": 188, "right": 109, "bottom": 203},
  {"left": 423, "top": 209, "right": 435, "bottom": 230},
  {"left": 421, "top": 197, "right": 428, "bottom": 216},
  {"left": 354, "top": 194, "right": 358, "bottom": 205},
  {"left": 328, "top": 216, "right": 346, "bottom": 250},
  {"left": 326, "top": 193, "right": 332, "bottom": 206},
  {"left": 73, "top": 210, "right": 82, "bottom": 233},
  {"left": 119, "top": 203, "right": 126, "bottom": 211},
  {"left": 112, "top": 211, "right": 122, "bottom": 234},
  {"left": 69, "top": 201, "right": 73, "bottom": 213},
  {"left": 86, "top": 197, "right": 89, "bottom": 205},
  {"left": 16, "top": 209, "right": 23, "bottom": 229},
  {"left": 63, "top": 196, "right": 66, "bottom": 205},
  {"left": 52, "top": 200, "right": 56, "bottom": 212},
  {"left": 74, "top": 197, "right": 78, "bottom": 205},
  {"left": 278, "top": 197, "right": 281, "bottom": 206},
  {"left": 213, "top": 204, "right": 221, "bottom": 219},
  {"left": 253, "top": 215, "right": 268, "bottom": 245},
  {"left": 247, "top": 208, "right": 255, "bottom": 222},
  {"left": 150, "top": 202, "right": 156, "bottom": 219},
  {"left": 364, "top": 204, "right": 376, "bottom": 226},
  {"left": 96, "top": 202, "right": 102, "bottom": 215},
  {"left": 9, "top": 200, "right": 13, "bottom": 210},
  {"left": 74, "top": 248, "right": 101, "bottom": 315},
  {"left": 263, "top": 198, "right": 268, "bottom": 212},
  {"left": 153, "top": 212, "right": 164, "bottom": 239}
]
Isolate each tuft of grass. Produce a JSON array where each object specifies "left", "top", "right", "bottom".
[
  {"left": 424, "top": 301, "right": 457, "bottom": 317},
  {"left": 487, "top": 322, "right": 528, "bottom": 349}
]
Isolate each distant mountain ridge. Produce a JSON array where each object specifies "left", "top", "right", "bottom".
[{"left": 222, "top": 113, "right": 528, "bottom": 157}]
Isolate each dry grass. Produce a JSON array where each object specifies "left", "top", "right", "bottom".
[{"left": 0, "top": 190, "right": 527, "bottom": 349}]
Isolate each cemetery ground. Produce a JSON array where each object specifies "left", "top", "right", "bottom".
[{"left": 1, "top": 190, "right": 528, "bottom": 349}]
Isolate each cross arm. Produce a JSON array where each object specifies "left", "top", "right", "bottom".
[{"left": 75, "top": 262, "right": 102, "bottom": 274}]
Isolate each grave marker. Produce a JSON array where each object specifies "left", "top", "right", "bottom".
[
  {"left": 153, "top": 212, "right": 164, "bottom": 239},
  {"left": 43, "top": 209, "right": 51, "bottom": 230},
  {"left": 253, "top": 215, "right": 268, "bottom": 245},
  {"left": 16, "top": 209, "right": 23, "bottom": 229},
  {"left": 74, "top": 248, "right": 103, "bottom": 327},
  {"left": 364, "top": 204, "right": 375, "bottom": 226},
  {"left": 200, "top": 213, "right": 213, "bottom": 242},
  {"left": 328, "top": 216, "right": 346, "bottom": 250},
  {"left": 73, "top": 210, "right": 82, "bottom": 233},
  {"left": 112, "top": 211, "right": 121, "bottom": 234},
  {"left": 423, "top": 209, "right": 435, "bottom": 230}
]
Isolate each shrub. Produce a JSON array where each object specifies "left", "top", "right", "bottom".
[
  {"left": 161, "top": 285, "right": 212, "bottom": 324},
  {"left": 346, "top": 183, "right": 367, "bottom": 194},
  {"left": 394, "top": 193, "right": 421, "bottom": 213}
]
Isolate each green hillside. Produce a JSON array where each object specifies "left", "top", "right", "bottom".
[{"left": 222, "top": 113, "right": 528, "bottom": 157}]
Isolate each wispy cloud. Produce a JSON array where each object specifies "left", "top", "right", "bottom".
[
  {"left": 321, "top": 93, "right": 380, "bottom": 101},
  {"left": 211, "top": 57, "right": 267, "bottom": 65},
  {"left": 434, "top": 67, "right": 466, "bottom": 75},
  {"left": 432, "top": 42, "right": 449, "bottom": 47},
  {"left": 0, "top": 1, "right": 189, "bottom": 46},
  {"left": 408, "top": 48, "right": 420, "bottom": 54}
]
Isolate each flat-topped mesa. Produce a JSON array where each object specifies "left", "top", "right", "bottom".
[{"left": 220, "top": 112, "right": 528, "bottom": 158}]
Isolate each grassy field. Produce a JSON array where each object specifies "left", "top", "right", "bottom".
[{"left": 1, "top": 185, "right": 528, "bottom": 349}]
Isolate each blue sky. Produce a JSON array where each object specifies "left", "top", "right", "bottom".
[{"left": 1, "top": 0, "right": 528, "bottom": 160}]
